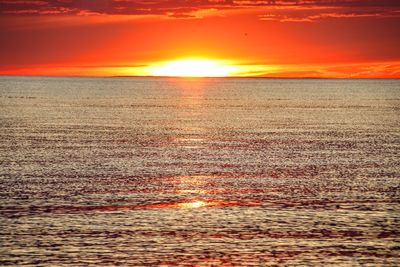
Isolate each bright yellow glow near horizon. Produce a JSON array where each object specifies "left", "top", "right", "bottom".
[{"left": 147, "top": 59, "right": 238, "bottom": 77}]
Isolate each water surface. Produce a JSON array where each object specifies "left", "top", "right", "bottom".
[{"left": 0, "top": 76, "right": 399, "bottom": 266}]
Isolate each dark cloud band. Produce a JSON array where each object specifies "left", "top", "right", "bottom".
[{"left": 1, "top": 0, "right": 399, "bottom": 16}]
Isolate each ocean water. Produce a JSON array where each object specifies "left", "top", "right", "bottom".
[{"left": 0, "top": 76, "right": 399, "bottom": 266}]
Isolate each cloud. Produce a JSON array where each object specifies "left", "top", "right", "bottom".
[
  {"left": 260, "top": 9, "right": 400, "bottom": 22},
  {"left": 326, "top": 62, "right": 400, "bottom": 78},
  {"left": 1, "top": 0, "right": 399, "bottom": 18}
]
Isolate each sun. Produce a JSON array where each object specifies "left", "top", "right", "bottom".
[{"left": 147, "top": 59, "right": 238, "bottom": 77}]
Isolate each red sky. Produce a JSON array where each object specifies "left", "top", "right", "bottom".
[{"left": 1, "top": 0, "right": 399, "bottom": 77}]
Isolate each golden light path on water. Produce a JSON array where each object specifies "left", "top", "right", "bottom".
[{"left": 177, "top": 200, "right": 208, "bottom": 208}]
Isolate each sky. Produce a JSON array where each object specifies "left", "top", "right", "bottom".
[{"left": 0, "top": 0, "right": 400, "bottom": 78}]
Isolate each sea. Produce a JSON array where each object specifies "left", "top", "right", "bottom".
[{"left": 0, "top": 76, "right": 399, "bottom": 266}]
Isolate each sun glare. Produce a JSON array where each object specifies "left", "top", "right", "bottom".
[{"left": 147, "top": 59, "right": 238, "bottom": 77}]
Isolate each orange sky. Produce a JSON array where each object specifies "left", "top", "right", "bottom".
[{"left": 0, "top": 0, "right": 399, "bottom": 78}]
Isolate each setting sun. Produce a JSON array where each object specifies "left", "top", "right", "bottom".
[{"left": 147, "top": 59, "right": 238, "bottom": 77}]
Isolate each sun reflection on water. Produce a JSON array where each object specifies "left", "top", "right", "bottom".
[{"left": 178, "top": 200, "right": 208, "bottom": 209}]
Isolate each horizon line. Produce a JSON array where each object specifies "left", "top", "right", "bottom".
[{"left": 1, "top": 74, "right": 398, "bottom": 80}]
